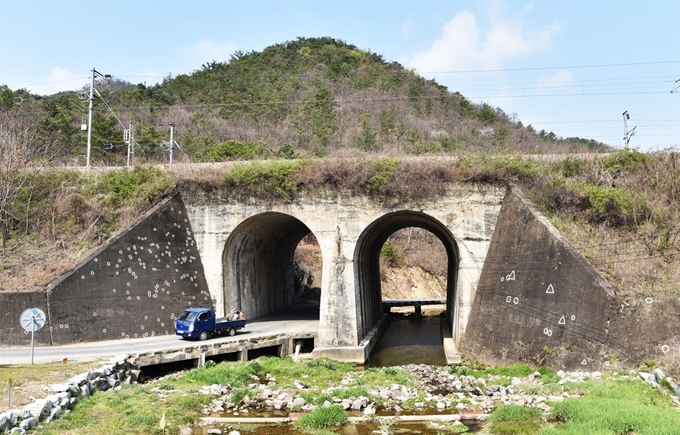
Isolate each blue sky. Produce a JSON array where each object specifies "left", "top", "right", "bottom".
[{"left": 1, "top": 0, "right": 678, "bottom": 151}]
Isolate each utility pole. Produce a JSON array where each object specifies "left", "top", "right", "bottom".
[
  {"left": 158, "top": 123, "right": 176, "bottom": 164},
  {"left": 622, "top": 111, "right": 636, "bottom": 148},
  {"left": 85, "top": 67, "right": 111, "bottom": 168},
  {"left": 125, "top": 121, "right": 134, "bottom": 167},
  {"left": 168, "top": 123, "right": 175, "bottom": 164}
]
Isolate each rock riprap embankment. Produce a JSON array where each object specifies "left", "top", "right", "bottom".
[{"left": 0, "top": 359, "right": 136, "bottom": 435}]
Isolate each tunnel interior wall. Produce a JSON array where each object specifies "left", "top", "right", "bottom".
[
  {"left": 0, "top": 195, "right": 211, "bottom": 347},
  {"left": 462, "top": 187, "right": 679, "bottom": 370},
  {"left": 224, "top": 213, "right": 309, "bottom": 320}
]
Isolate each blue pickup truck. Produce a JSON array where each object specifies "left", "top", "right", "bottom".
[{"left": 174, "top": 307, "right": 246, "bottom": 340}]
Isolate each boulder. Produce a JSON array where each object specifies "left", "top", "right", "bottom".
[
  {"left": 24, "top": 398, "right": 52, "bottom": 420},
  {"left": 0, "top": 413, "right": 9, "bottom": 432},
  {"left": 48, "top": 383, "right": 71, "bottom": 393},
  {"left": 654, "top": 368, "right": 666, "bottom": 384}
]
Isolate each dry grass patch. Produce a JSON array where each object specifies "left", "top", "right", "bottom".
[{"left": 0, "top": 360, "right": 106, "bottom": 412}]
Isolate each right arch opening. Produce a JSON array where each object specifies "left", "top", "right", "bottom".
[{"left": 353, "top": 211, "right": 459, "bottom": 345}]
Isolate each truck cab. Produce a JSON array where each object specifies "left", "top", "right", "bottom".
[
  {"left": 175, "top": 307, "right": 246, "bottom": 340},
  {"left": 175, "top": 308, "right": 214, "bottom": 340}
]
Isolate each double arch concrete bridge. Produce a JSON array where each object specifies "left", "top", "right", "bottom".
[{"left": 189, "top": 183, "right": 504, "bottom": 362}]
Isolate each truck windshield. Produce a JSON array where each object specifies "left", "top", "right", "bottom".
[{"left": 178, "top": 311, "right": 198, "bottom": 322}]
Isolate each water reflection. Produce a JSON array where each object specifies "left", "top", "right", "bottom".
[{"left": 369, "top": 315, "right": 447, "bottom": 367}]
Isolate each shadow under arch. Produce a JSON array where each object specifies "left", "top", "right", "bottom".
[
  {"left": 223, "top": 211, "right": 318, "bottom": 321},
  {"left": 353, "top": 210, "right": 459, "bottom": 343}
]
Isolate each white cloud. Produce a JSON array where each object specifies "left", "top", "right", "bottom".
[
  {"left": 536, "top": 69, "right": 574, "bottom": 91},
  {"left": 408, "top": 3, "right": 562, "bottom": 74},
  {"left": 184, "top": 39, "right": 238, "bottom": 62}
]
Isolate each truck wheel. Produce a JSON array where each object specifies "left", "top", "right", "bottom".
[
  {"left": 228, "top": 327, "right": 236, "bottom": 336},
  {"left": 199, "top": 330, "right": 209, "bottom": 341}
]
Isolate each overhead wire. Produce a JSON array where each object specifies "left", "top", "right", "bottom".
[{"left": 415, "top": 60, "right": 680, "bottom": 75}]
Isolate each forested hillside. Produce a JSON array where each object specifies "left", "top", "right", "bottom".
[{"left": 0, "top": 37, "right": 610, "bottom": 166}]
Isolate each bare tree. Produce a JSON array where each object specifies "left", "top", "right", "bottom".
[{"left": 0, "top": 112, "right": 37, "bottom": 249}]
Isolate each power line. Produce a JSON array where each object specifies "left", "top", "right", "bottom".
[
  {"left": 458, "top": 79, "right": 675, "bottom": 94},
  {"left": 9, "top": 59, "right": 679, "bottom": 91},
  {"left": 529, "top": 119, "right": 680, "bottom": 124},
  {"left": 470, "top": 90, "right": 670, "bottom": 99},
  {"left": 11, "top": 77, "right": 89, "bottom": 88},
  {"left": 416, "top": 60, "right": 680, "bottom": 75},
  {"left": 452, "top": 75, "right": 679, "bottom": 89}
]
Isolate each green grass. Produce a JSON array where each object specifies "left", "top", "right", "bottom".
[
  {"left": 542, "top": 380, "right": 680, "bottom": 435},
  {"left": 356, "top": 366, "right": 414, "bottom": 387},
  {"left": 488, "top": 404, "right": 543, "bottom": 435},
  {"left": 294, "top": 404, "right": 347, "bottom": 430}
]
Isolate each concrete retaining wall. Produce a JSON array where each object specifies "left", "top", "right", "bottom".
[
  {"left": 0, "top": 195, "right": 210, "bottom": 346},
  {"left": 0, "top": 292, "right": 50, "bottom": 346},
  {"left": 462, "top": 187, "right": 680, "bottom": 370}
]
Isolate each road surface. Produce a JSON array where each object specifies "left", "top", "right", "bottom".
[{"left": 1, "top": 301, "right": 320, "bottom": 365}]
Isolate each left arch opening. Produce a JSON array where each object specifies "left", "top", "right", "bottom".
[{"left": 223, "top": 212, "right": 321, "bottom": 321}]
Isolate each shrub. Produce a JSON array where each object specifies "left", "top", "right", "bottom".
[
  {"left": 603, "top": 149, "right": 649, "bottom": 173},
  {"left": 476, "top": 103, "right": 497, "bottom": 124},
  {"left": 95, "top": 166, "right": 175, "bottom": 207},
  {"left": 209, "top": 140, "right": 267, "bottom": 161},
  {"left": 561, "top": 156, "right": 587, "bottom": 178},
  {"left": 225, "top": 160, "right": 306, "bottom": 200},
  {"left": 274, "top": 143, "right": 298, "bottom": 159},
  {"left": 380, "top": 240, "right": 404, "bottom": 265},
  {"left": 408, "top": 141, "right": 441, "bottom": 155},
  {"left": 362, "top": 157, "right": 401, "bottom": 191}
]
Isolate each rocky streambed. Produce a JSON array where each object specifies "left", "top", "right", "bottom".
[
  {"left": 3, "top": 359, "right": 679, "bottom": 435},
  {"left": 189, "top": 363, "right": 680, "bottom": 434}
]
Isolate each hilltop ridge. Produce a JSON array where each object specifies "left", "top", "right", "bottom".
[{"left": 1, "top": 37, "right": 610, "bottom": 166}]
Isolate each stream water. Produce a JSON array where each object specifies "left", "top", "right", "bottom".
[{"left": 368, "top": 314, "right": 448, "bottom": 367}]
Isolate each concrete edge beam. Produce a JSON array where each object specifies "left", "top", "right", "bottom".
[{"left": 440, "top": 319, "right": 462, "bottom": 365}]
